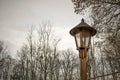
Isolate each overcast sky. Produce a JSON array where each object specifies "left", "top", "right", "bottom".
[{"left": 0, "top": 0, "right": 92, "bottom": 57}]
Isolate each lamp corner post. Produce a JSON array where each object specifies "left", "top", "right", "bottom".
[{"left": 69, "top": 18, "right": 96, "bottom": 80}]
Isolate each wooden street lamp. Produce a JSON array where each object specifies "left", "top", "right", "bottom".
[{"left": 69, "top": 18, "right": 96, "bottom": 80}]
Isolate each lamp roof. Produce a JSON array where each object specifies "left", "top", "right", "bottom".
[{"left": 70, "top": 18, "right": 97, "bottom": 36}]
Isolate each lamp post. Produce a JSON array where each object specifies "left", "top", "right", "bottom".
[{"left": 69, "top": 18, "right": 96, "bottom": 80}]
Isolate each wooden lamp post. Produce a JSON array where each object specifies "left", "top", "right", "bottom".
[{"left": 69, "top": 18, "right": 96, "bottom": 80}]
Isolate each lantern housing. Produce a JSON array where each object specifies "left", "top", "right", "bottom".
[{"left": 70, "top": 19, "right": 96, "bottom": 50}]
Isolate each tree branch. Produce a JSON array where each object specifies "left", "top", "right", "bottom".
[{"left": 103, "top": 1, "right": 120, "bottom": 6}]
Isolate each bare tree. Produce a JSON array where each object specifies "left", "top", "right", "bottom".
[
  {"left": 14, "top": 22, "right": 62, "bottom": 80},
  {"left": 60, "top": 50, "right": 79, "bottom": 80},
  {"left": 0, "top": 41, "right": 13, "bottom": 80}
]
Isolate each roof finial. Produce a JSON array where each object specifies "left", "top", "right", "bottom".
[{"left": 81, "top": 18, "right": 84, "bottom": 23}]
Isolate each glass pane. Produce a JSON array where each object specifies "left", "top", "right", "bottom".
[
  {"left": 75, "top": 33, "right": 81, "bottom": 48},
  {"left": 82, "top": 30, "right": 91, "bottom": 47}
]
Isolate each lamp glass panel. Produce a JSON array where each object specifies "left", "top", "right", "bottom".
[
  {"left": 82, "top": 30, "right": 91, "bottom": 47},
  {"left": 75, "top": 32, "right": 81, "bottom": 48}
]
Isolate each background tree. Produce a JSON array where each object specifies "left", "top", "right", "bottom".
[
  {"left": 60, "top": 50, "right": 79, "bottom": 80},
  {"left": 0, "top": 41, "right": 14, "bottom": 80},
  {"left": 72, "top": 0, "right": 120, "bottom": 79},
  {"left": 12, "top": 22, "right": 62, "bottom": 80}
]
